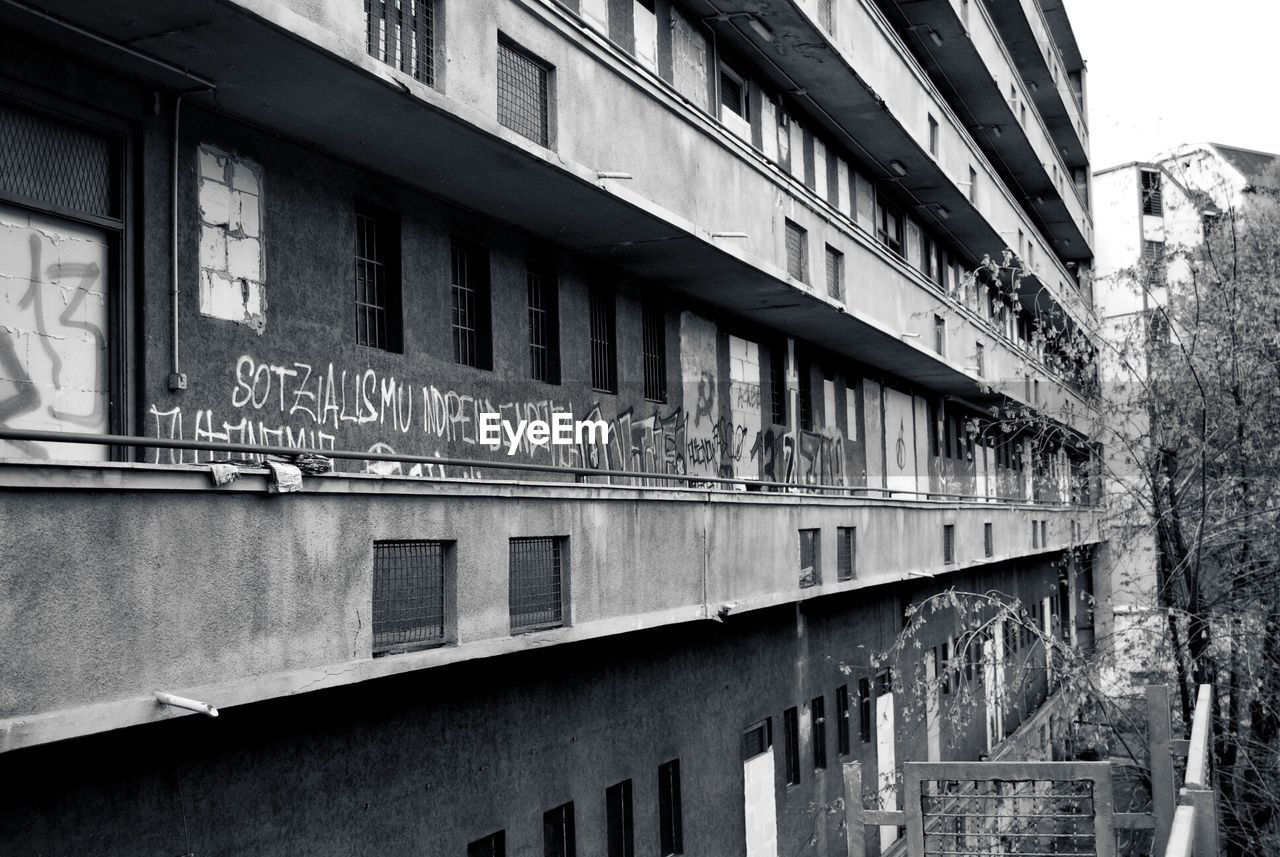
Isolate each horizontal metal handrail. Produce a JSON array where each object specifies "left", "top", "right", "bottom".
[
  {"left": 1184, "top": 684, "right": 1213, "bottom": 790},
  {"left": 0, "top": 427, "right": 1102, "bottom": 508}
]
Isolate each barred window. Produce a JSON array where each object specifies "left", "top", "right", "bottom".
[
  {"left": 543, "top": 802, "right": 576, "bottom": 857},
  {"left": 825, "top": 245, "right": 843, "bottom": 299},
  {"left": 642, "top": 301, "right": 667, "bottom": 402},
  {"left": 769, "top": 345, "right": 788, "bottom": 425},
  {"left": 785, "top": 219, "right": 808, "bottom": 283},
  {"left": 590, "top": 288, "right": 617, "bottom": 393},
  {"left": 365, "top": 0, "right": 435, "bottom": 86},
  {"left": 509, "top": 536, "right": 566, "bottom": 632},
  {"left": 527, "top": 264, "right": 560, "bottom": 384},
  {"left": 355, "top": 208, "right": 402, "bottom": 352},
  {"left": 799, "top": 528, "right": 820, "bottom": 588},
  {"left": 497, "top": 38, "right": 551, "bottom": 146},
  {"left": 837, "top": 526, "right": 856, "bottom": 581},
  {"left": 452, "top": 241, "right": 492, "bottom": 369},
  {"left": 372, "top": 540, "right": 448, "bottom": 655},
  {"left": 943, "top": 523, "right": 955, "bottom": 564}
]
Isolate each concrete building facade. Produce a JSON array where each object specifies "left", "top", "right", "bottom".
[{"left": 0, "top": 0, "right": 1098, "bottom": 853}]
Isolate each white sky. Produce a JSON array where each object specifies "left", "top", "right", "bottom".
[{"left": 1063, "top": 0, "right": 1280, "bottom": 170}]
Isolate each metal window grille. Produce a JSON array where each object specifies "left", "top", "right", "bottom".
[
  {"left": 606, "top": 780, "right": 634, "bottom": 857},
  {"left": 365, "top": 0, "right": 435, "bottom": 86},
  {"left": 642, "top": 301, "right": 667, "bottom": 402},
  {"left": 769, "top": 346, "right": 787, "bottom": 425},
  {"left": 943, "top": 524, "right": 955, "bottom": 563},
  {"left": 355, "top": 211, "right": 400, "bottom": 351},
  {"left": 836, "top": 685, "right": 850, "bottom": 755},
  {"left": 543, "top": 802, "right": 576, "bottom": 857},
  {"left": 858, "top": 678, "right": 872, "bottom": 743},
  {"left": 799, "top": 528, "right": 820, "bottom": 587},
  {"left": 452, "top": 242, "right": 489, "bottom": 368},
  {"left": 934, "top": 314, "right": 946, "bottom": 356},
  {"left": 372, "top": 540, "right": 447, "bottom": 655},
  {"left": 590, "top": 289, "right": 617, "bottom": 393},
  {"left": 742, "top": 719, "right": 772, "bottom": 759},
  {"left": 783, "top": 707, "right": 801, "bottom": 784},
  {"left": 509, "top": 536, "right": 564, "bottom": 632},
  {"left": 1141, "top": 169, "right": 1163, "bottom": 216},
  {"left": 497, "top": 39, "right": 550, "bottom": 146},
  {"left": 984, "top": 522, "right": 993, "bottom": 557},
  {"left": 0, "top": 101, "right": 117, "bottom": 219},
  {"left": 817, "top": 0, "right": 834, "bottom": 32},
  {"left": 811, "top": 696, "right": 827, "bottom": 770},
  {"left": 941, "top": 642, "right": 952, "bottom": 693},
  {"left": 527, "top": 266, "right": 559, "bottom": 383},
  {"left": 797, "top": 355, "right": 813, "bottom": 431},
  {"left": 785, "top": 220, "right": 808, "bottom": 282},
  {"left": 825, "top": 245, "right": 843, "bottom": 299},
  {"left": 837, "top": 526, "right": 856, "bottom": 581},
  {"left": 658, "top": 759, "right": 683, "bottom": 856},
  {"left": 468, "top": 832, "right": 505, "bottom": 857}
]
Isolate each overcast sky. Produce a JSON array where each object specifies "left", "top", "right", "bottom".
[{"left": 1063, "top": 0, "right": 1280, "bottom": 169}]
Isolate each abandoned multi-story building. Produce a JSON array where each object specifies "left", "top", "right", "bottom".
[{"left": 0, "top": 0, "right": 1099, "bottom": 853}]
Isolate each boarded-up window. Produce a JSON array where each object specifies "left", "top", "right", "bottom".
[
  {"left": 198, "top": 145, "right": 265, "bottom": 331},
  {"left": 671, "top": 7, "right": 709, "bottom": 110}
]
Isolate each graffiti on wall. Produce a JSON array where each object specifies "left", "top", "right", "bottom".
[{"left": 0, "top": 205, "right": 110, "bottom": 461}]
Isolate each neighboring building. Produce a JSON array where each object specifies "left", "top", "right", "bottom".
[
  {"left": 1092, "top": 143, "right": 1279, "bottom": 686},
  {"left": 0, "top": 0, "right": 1098, "bottom": 854}
]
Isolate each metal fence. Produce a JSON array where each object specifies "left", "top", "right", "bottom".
[
  {"left": 372, "top": 540, "right": 447, "bottom": 655},
  {"left": 509, "top": 536, "right": 564, "bottom": 633}
]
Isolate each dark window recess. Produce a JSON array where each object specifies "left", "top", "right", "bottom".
[
  {"left": 497, "top": 38, "right": 551, "bottom": 146},
  {"left": 928, "top": 114, "right": 939, "bottom": 157},
  {"left": 452, "top": 242, "right": 492, "bottom": 369},
  {"left": 1032, "top": 519, "right": 1040, "bottom": 548},
  {"left": 606, "top": 780, "right": 634, "bottom": 857},
  {"left": 769, "top": 345, "right": 788, "bottom": 425},
  {"left": 642, "top": 301, "right": 667, "bottom": 402},
  {"left": 976, "top": 342, "right": 985, "bottom": 377},
  {"left": 1141, "top": 169, "right": 1163, "bottom": 216},
  {"left": 372, "top": 540, "right": 446, "bottom": 655},
  {"left": 941, "top": 642, "right": 952, "bottom": 694},
  {"left": 837, "top": 527, "right": 856, "bottom": 581},
  {"left": 811, "top": 696, "right": 827, "bottom": 770},
  {"left": 836, "top": 685, "right": 851, "bottom": 755},
  {"left": 468, "top": 831, "right": 506, "bottom": 857},
  {"left": 877, "top": 669, "right": 891, "bottom": 695},
  {"left": 590, "top": 288, "right": 618, "bottom": 393},
  {"left": 968, "top": 166, "right": 978, "bottom": 203},
  {"left": 0, "top": 100, "right": 118, "bottom": 219},
  {"left": 658, "top": 759, "right": 684, "bottom": 856},
  {"left": 825, "top": 245, "right": 844, "bottom": 299},
  {"left": 509, "top": 536, "right": 564, "bottom": 632},
  {"left": 943, "top": 524, "right": 955, "bottom": 564},
  {"left": 366, "top": 0, "right": 435, "bottom": 86},
  {"left": 543, "top": 802, "right": 576, "bottom": 857},
  {"left": 984, "top": 522, "right": 993, "bottom": 557},
  {"left": 797, "top": 353, "right": 813, "bottom": 431},
  {"left": 719, "top": 63, "right": 748, "bottom": 120},
  {"left": 742, "top": 718, "right": 772, "bottom": 759},
  {"left": 858, "top": 678, "right": 872, "bottom": 743},
  {"left": 934, "top": 314, "right": 946, "bottom": 356},
  {"left": 785, "top": 219, "right": 809, "bottom": 282},
  {"left": 355, "top": 209, "right": 402, "bottom": 352},
  {"left": 783, "top": 707, "right": 801, "bottom": 785},
  {"left": 527, "top": 264, "right": 560, "bottom": 384},
  {"left": 799, "top": 528, "right": 820, "bottom": 588}
]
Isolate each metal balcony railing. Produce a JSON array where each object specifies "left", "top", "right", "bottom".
[{"left": 1163, "top": 685, "right": 1220, "bottom": 857}]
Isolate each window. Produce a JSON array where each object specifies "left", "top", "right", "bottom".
[
  {"left": 799, "top": 528, "right": 820, "bottom": 587},
  {"left": 943, "top": 524, "right": 955, "bottom": 564},
  {"left": 934, "top": 314, "right": 946, "bottom": 356},
  {"left": 825, "top": 245, "right": 844, "bottom": 299},
  {"left": 811, "top": 696, "right": 827, "bottom": 770},
  {"left": 960, "top": 0, "right": 969, "bottom": 29},
  {"left": 497, "top": 38, "right": 551, "bottom": 146},
  {"left": 1143, "top": 240, "right": 1166, "bottom": 282},
  {"left": 836, "top": 685, "right": 851, "bottom": 755},
  {"left": 642, "top": 301, "right": 667, "bottom": 402},
  {"left": 354, "top": 207, "right": 403, "bottom": 352},
  {"left": 975, "top": 342, "right": 985, "bottom": 377},
  {"left": 837, "top": 527, "right": 856, "bottom": 581},
  {"left": 372, "top": 540, "right": 448, "bottom": 655},
  {"left": 818, "top": 0, "right": 834, "bottom": 32},
  {"left": 658, "top": 759, "right": 683, "bottom": 856},
  {"left": 984, "top": 522, "right": 993, "bottom": 557},
  {"left": 719, "top": 62, "right": 749, "bottom": 126},
  {"left": 527, "top": 264, "right": 560, "bottom": 384},
  {"left": 633, "top": 0, "right": 658, "bottom": 70},
  {"left": 1041, "top": 519, "right": 1048, "bottom": 546},
  {"left": 928, "top": 114, "right": 939, "bottom": 157},
  {"left": 769, "top": 344, "right": 788, "bottom": 425},
  {"left": 940, "top": 641, "right": 952, "bottom": 694},
  {"left": 1141, "top": 169, "right": 1163, "bottom": 216},
  {"left": 968, "top": 166, "right": 978, "bottom": 204},
  {"left": 1032, "top": 519, "right": 1040, "bottom": 548},
  {"left": 785, "top": 219, "right": 809, "bottom": 283},
  {"left": 590, "top": 288, "right": 617, "bottom": 393},
  {"left": 544, "top": 802, "right": 576, "bottom": 857},
  {"left": 797, "top": 352, "right": 813, "bottom": 431},
  {"left": 607, "top": 781, "right": 634, "bottom": 857},
  {"left": 858, "top": 678, "right": 872, "bottom": 743},
  {"left": 783, "top": 707, "right": 801, "bottom": 784},
  {"left": 469, "top": 831, "right": 505, "bottom": 857},
  {"left": 509, "top": 536, "right": 565, "bottom": 632},
  {"left": 366, "top": 0, "right": 435, "bottom": 86},
  {"left": 452, "top": 241, "right": 492, "bottom": 369},
  {"left": 742, "top": 719, "right": 772, "bottom": 758},
  {"left": 876, "top": 198, "right": 904, "bottom": 257},
  {"left": 776, "top": 107, "right": 792, "bottom": 172}
]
